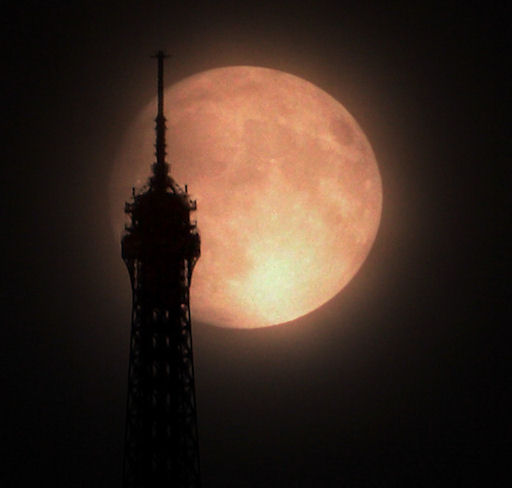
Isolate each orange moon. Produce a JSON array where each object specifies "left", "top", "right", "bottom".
[{"left": 111, "top": 66, "right": 382, "bottom": 329}]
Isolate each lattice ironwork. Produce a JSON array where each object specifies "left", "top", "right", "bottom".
[{"left": 122, "top": 51, "right": 201, "bottom": 488}]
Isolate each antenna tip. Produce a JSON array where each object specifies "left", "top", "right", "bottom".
[{"left": 152, "top": 50, "right": 170, "bottom": 59}]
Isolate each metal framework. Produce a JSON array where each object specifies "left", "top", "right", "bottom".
[{"left": 122, "top": 51, "right": 201, "bottom": 488}]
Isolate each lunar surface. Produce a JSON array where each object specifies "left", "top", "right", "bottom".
[{"left": 111, "top": 66, "right": 382, "bottom": 329}]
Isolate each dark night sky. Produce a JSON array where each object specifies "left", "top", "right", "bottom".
[{"left": 2, "top": 1, "right": 509, "bottom": 486}]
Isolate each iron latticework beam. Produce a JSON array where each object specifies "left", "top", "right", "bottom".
[{"left": 122, "top": 51, "right": 201, "bottom": 488}]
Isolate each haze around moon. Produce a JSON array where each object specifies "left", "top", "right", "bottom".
[{"left": 111, "top": 66, "right": 382, "bottom": 329}]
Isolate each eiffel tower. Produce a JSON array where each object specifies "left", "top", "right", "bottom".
[{"left": 121, "top": 51, "right": 201, "bottom": 488}]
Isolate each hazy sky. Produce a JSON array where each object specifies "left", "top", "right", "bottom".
[{"left": 2, "top": 1, "right": 508, "bottom": 486}]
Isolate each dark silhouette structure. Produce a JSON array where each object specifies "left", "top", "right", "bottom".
[{"left": 122, "top": 51, "right": 201, "bottom": 488}]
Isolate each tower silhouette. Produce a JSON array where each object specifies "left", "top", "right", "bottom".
[{"left": 122, "top": 52, "right": 201, "bottom": 488}]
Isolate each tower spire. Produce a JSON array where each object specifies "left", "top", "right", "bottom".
[{"left": 151, "top": 50, "right": 170, "bottom": 190}]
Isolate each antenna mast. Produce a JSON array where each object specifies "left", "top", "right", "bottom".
[{"left": 151, "top": 50, "right": 170, "bottom": 189}]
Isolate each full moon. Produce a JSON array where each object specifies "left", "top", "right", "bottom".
[{"left": 111, "top": 66, "right": 382, "bottom": 329}]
